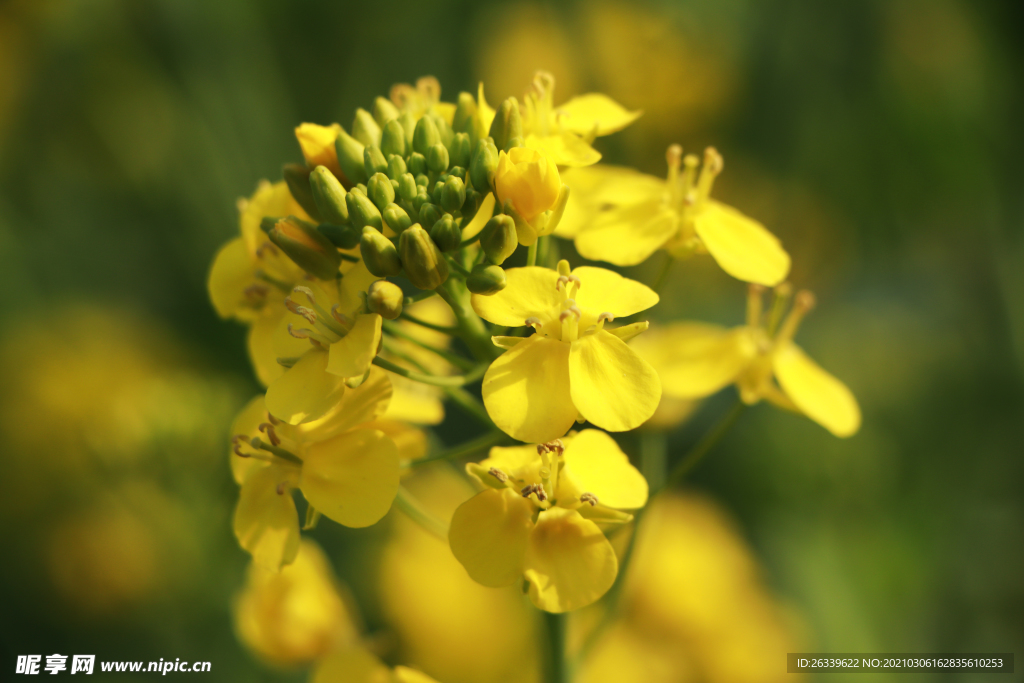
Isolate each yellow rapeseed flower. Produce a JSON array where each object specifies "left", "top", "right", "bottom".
[
  {"left": 295, "top": 123, "right": 345, "bottom": 180},
  {"left": 230, "top": 370, "right": 401, "bottom": 570},
  {"left": 312, "top": 647, "right": 440, "bottom": 683},
  {"left": 449, "top": 431, "right": 648, "bottom": 613},
  {"left": 495, "top": 147, "right": 561, "bottom": 223},
  {"left": 631, "top": 285, "right": 860, "bottom": 437},
  {"left": 472, "top": 260, "right": 661, "bottom": 443},
  {"left": 557, "top": 145, "right": 791, "bottom": 286}
]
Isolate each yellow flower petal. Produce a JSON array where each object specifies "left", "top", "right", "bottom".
[
  {"left": 326, "top": 313, "right": 382, "bottom": 378},
  {"left": 383, "top": 376, "right": 445, "bottom": 425},
  {"left": 234, "top": 464, "right": 300, "bottom": 571},
  {"left": 393, "top": 666, "right": 441, "bottom": 683},
  {"left": 473, "top": 443, "right": 546, "bottom": 488},
  {"left": 693, "top": 200, "right": 791, "bottom": 286},
  {"left": 572, "top": 266, "right": 660, "bottom": 318},
  {"left": 556, "top": 165, "right": 664, "bottom": 238},
  {"left": 265, "top": 349, "right": 346, "bottom": 425},
  {"left": 524, "top": 132, "right": 601, "bottom": 168},
  {"left": 471, "top": 267, "right": 561, "bottom": 327},
  {"left": 300, "top": 428, "right": 400, "bottom": 528},
  {"left": 299, "top": 366, "right": 393, "bottom": 441},
  {"left": 230, "top": 395, "right": 269, "bottom": 485},
  {"left": 772, "top": 342, "right": 861, "bottom": 437},
  {"left": 248, "top": 307, "right": 306, "bottom": 387},
  {"left": 311, "top": 646, "right": 390, "bottom": 683},
  {"left": 295, "top": 123, "right": 344, "bottom": 180},
  {"left": 482, "top": 335, "right": 577, "bottom": 443},
  {"left": 575, "top": 201, "right": 677, "bottom": 266},
  {"left": 568, "top": 330, "right": 661, "bottom": 432},
  {"left": 631, "top": 322, "right": 757, "bottom": 399},
  {"left": 365, "top": 419, "right": 428, "bottom": 463},
  {"left": 336, "top": 260, "right": 380, "bottom": 314},
  {"left": 523, "top": 507, "right": 617, "bottom": 612},
  {"left": 460, "top": 192, "right": 496, "bottom": 241},
  {"left": 449, "top": 488, "right": 535, "bottom": 587},
  {"left": 559, "top": 429, "right": 648, "bottom": 509},
  {"left": 240, "top": 180, "right": 309, "bottom": 259},
  {"left": 208, "top": 237, "right": 257, "bottom": 320},
  {"left": 477, "top": 82, "right": 496, "bottom": 137},
  {"left": 556, "top": 93, "right": 642, "bottom": 137}
]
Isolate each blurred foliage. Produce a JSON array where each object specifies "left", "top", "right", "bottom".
[{"left": 0, "top": 0, "right": 1021, "bottom": 680}]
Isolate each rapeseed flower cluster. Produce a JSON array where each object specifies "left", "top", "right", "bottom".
[{"left": 208, "top": 71, "right": 857, "bottom": 680}]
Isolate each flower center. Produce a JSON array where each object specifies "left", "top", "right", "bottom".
[{"left": 527, "top": 260, "right": 614, "bottom": 343}]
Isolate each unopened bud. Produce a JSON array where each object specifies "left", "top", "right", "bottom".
[
  {"left": 412, "top": 188, "right": 430, "bottom": 214},
  {"left": 452, "top": 92, "right": 478, "bottom": 135},
  {"left": 399, "top": 224, "right": 449, "bottom": 290},
  {"left": 335, "top": 127, "right": 367, "bottom": 184},
  {"left": 489, "top": 97, "right": 523, "bottom": 152},
  {"left": 268, "top": 216, "right": 341, "bottom": 280},
  {"left": 282, "top": 163, "right": 321, "bottom": 221},
  {"left": 381, "top": 119, "right": 406, "bottom": 158},
  {"left": 360, "top": 227, "right": 402, "bottom": 277},
  {"left": 418, "top": 202, "right": 443, "bottom": 230},
  {"left": 367, "top": 280, "right": 404, "bottom": 320},
  {"left": 398, "top": 110, "right": 416, "bottom": 148},
  {"left": 352, "top": 107, "right": 381, "bottom": 147},
  {"left": 470, "top": 138, "right": 498, "bottom": 193},
  {"left": 413, "top": 116, "right": 440, "bottom": 156},
  {"left": 346, "top": 191, "right": 383, "bottom": 231},
  {"left": 367, "top": 172, "right": 395, "bottom": 211},
  {"left": 430, "top": 213, "right": 461, "bottom": 252},
  {"left": 431, "top": 180, "right": 445, "bottom": 205},
  {"left": 441, "top": 175, "right": 466, "bottom": 213},
  {"left": 363, "top": 145, "right": 388, "bottom": 178},
  {"left": 382, "top": 203, "right": 412, "bottom": 233},
  {"left": 448, "top": 166, "right": 466, "bottom": 182},
  {"left": 466, "top": 263, "right": 507, "bottom": 295},
  {"left": 309, "top": 165, "right": 349, "bottom": 225},
  {"left": 373, "top": 96, "right": 399, "bottom": 126},
  {"left": 479, "top": 214, "right": 518, "bottom": 265},
  {"left": 398, "top": 173, "right": 418, "bottom": 203},
  {"left": 318, "top": 223, "right": 360, "bottom": 250},
  {"left": 408, "top": 152, "right": 427, "bottom": 176},
  {"left": 427, "top": 143, "right": 449, "bottom": 174}
]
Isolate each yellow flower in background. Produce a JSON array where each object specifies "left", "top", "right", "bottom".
[
  {"left": 312, "top": 648, "right": 440, "bottom": 683},
  {"left": 557, "top": 146, "right": 791, "bottom": 286},
  {"left": 495, "top": 147, "right": 561, "bottom": 222},
  {"left": 632, "top": 285, "right": 861, "bottom": 437},
  {"left": 449, "top": 431, "right": 648, "bottom": 612},
  {"left": 230, "top": 370, "right": 401, "bottom": 570},
  {"left": 472, "top": 260, "right": 661, "bottom": 443},
  {"left": 520, "top": 71, "right": 642, "bottom": 168},
  {"left": 234, "top": 540, "right": 358, "bottom": 667}
]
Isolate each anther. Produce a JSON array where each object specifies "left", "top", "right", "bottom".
[
  {"left": 556, "top": 275, "right": 569, "bottom": 290},
  {"left": 580, "top": 492, "right": 599, "bottom": 507},
  {"left": 285, "top": 299, "right": 317, "bottom": 324},
  {"left": 243, "top": 284, "right": 269, "bottom": 301},
  {"left": 666, "top": 144, "right": 683, "bottom": 169},
  {"left": 597, "top": 312, "right": 614, "bottom": 323},
  {"left": 331, "top": 304, "right": 352, "bottom": 328},
  {"left": 703, "top": 147, "right": 724, "bottom": 175},
  {"left": 795, "top": 290, "right": 816, "bottom": 312},
  {"left": 255, "top": 243, "right": 278, "bottom": 259},
  {"left": 488, "top": 468, "right": 508, "bottom": 483},
  {"left": 292, "top": 285, "right": 316, "bottom": 305},
  {"left": 537, "top": 439, "right": 565, "bottom": 457},
  {"left": 258, "top": 423, "right": 281, "bottom": 447},
  {"left": 287, "top": 324, "right": 310, "bottom": 339},
  {"left": 276, "top": 482, "right": 287, "bottom": 495},
  {"left": 525, "top": 317, "right": 542, "bottom": 329}
]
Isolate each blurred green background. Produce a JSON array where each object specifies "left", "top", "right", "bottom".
[{"left": 1, "top": 0, "right": 1021, "bottom": 680}]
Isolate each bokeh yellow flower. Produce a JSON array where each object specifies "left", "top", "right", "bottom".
[
  {"left": 311, "top": 648, "right": 441, "bottom": 683},
  {"left": 557, "top": 146, "right": 791, "bottom": 286},
  {"left": 449, "top": 431, "right": 647, "bottom": 612},
  {"left": 632, "top": 285, "right": 860, "bottom": 437},
  {"left": 472, "top": 260, "right": 661, "bottom": 443}
]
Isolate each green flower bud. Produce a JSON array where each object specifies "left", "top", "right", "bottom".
[
  {"left": 281, "top": 163, "right": 322, "bottom": 221},
  {"left": 360, "top": 226, "right": 402, "bottom": 277},
  {"left": 431, "top": 180, "right": 445, "bottom": 205},
  {"left": 309, "top": 165, "right": 349, "bottom": 225},
  {"left": 373, "top": 96, "right": 399, "bottom": 126},
  {"left": 430, "top": 114, "right": 454, "bottom": 150},
  {"left": 364, "top": 145, "right": 388, "bottom": 178},
  {"left": 381, "top": 119, "right": 406, "bottom": 158},
  {"left": 412, "top": 189, "right": 430, "bottom": 214},
  {"left": 448, "top": 166, "right": 466, "bottom": 182},
  {"left": 418, "top": 202, "right": 443, "bottom": 230},
  {"left": 504, "top": 136, "right": 524, "bottom": 152},
  {"left": 398, "top": 110, "right": 416, "bottom": 147},
  {"left": 318, "top": 223, "right": 360, "bottom": 250},
  {"left": 335, "top": 127, "right": 367, "bottom": 184},
  {"left": 267, "top": 216, "right": 341, "bottom": 280},
  {"left": 415, "top": 173, "right": 429, "bottom": 187},
  {"left": 386, "top": 155, "right": 407, "bottom": 181},
  {"left": 466, "top": 263, "right": 507, "bottom": 295},
  {"left": 441, "top": 175, "right": 467, "bottom": 213},
  {"left": 260, "top": 216, "right": 280, "bottom": 234},
  {"left": 346, "top": 191, "right": 383, "bottom": 231},
  {"left": 452, "top": 92, "right": 477, "bottom": 135},
  {"left": 479, "top": 214, "right": 518, "bottom": 265},
  {"left": 367, "top": 172, "right": 395, "bottom": 212},
  {"left": 449, "top": 132, "right": 472, "bottom": 169},
  {"left": 427, "top": 143, "right": 450, "bottom": 174},
  {"left": 470, "top": 138, "right": 499, "bottom": 193},
  {"left": 488, "top": 98, "right": 523, "bottom": 152},
  {"left": 398, "top": 173, "right": 418, "bottom": 202},
  {"left": 413, "top": 116, "right": 440, "bottom": 156},
  {"left": 382, "top": 203, "right": 412, "bottom": 233},
  {"left": 399, "top": 224, "right": 449, "bottom": 290},
  {"left": 367, "top": 280, "right": 404, "bottom": 320},
  {"left": 408, "top": 152, "right": 427, "bottom": 176},
  {"left": 352, "top": 107, "right": 381, "bottom": 147},
  {"left": 430, "top": 213, "right": 461, "bottom": 252}
]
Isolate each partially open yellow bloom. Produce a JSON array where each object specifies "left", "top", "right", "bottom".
[
  {"left": 449, "top": 430, "right": 647, "bottom": 613},
  {"left": 520, "top": 71, "right": 641, "bottom": 168},
  {"left": 295, "top": 122, "right": 345, "bottom": 180},
  {"left": 557, "top": 146, "right": 791, "bottom": 286},
  {"left": 233, "top": 540, "right": 357, "bottom": 667},
  {"left": 632, "top": 285, "right": 860, "bottom": 437},
  {"left": 473, "top": 260, "right": 661, "bottom": 443},
  {"left": 495, "top": 147, "right": 561, "bottom": 223},
  {"left": 230, "top": 370, "right": 401, "bottom": 570}
]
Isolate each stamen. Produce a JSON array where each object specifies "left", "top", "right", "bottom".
[
  {"left": 258, "top": 422, "right": 281, "bottom": 447},
  {"left": 524, "top": 317, "right": 542, "bottom": 330},
  {"left": 331, "top": 304, "right": 352, "bottom": 329},
  {"left": 766, "top": 283, "right": 793, "bottom": 336},
  {"left": 285, "top": 298, "right": 317, "bottom": 324},
  {"left": 243, "top": 284, "right": 269, "bottom": 301},
  {"left": 287, "top": 324, "right": 310, "bottom": 339},
  {"left": 255, "top": 243, "right": 278, "bottom": 259},
  {"left": 537, "top": 439, "right": 565, "bottom": 457},
  {"left": 580, "top": 492, "right": 599, "bottom": 507},
  {"left": 276, "top": 482, "right": 288, "bottom": 495},
  {"left": 521, "top": 484, "right": 548, "bottom": 502},
  {"left": 696, "top": 147, "right": 724, "bottom": 202},
  {"left": 292, "top": 285, "right": 316, "bottom": 305},
  {"left": 598, "top": 312, "right": 614, "bottom": 323},
  {"left": 556, "top": 275, "right": 569, "bottom": 290},
  {"left": 774, "top": 289, "right": 815, "bottom": 347},
  {"left": 666, "top": 144, "right": 683, "bottom": 204},
  {"left": 488, "top": 468, "right": 508, "bottom": 483},
  {"left": 747, "top": 284, "right": 765, "bottom": 328}
]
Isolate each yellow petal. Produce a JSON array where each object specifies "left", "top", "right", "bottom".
[
  {"left": 300, "top": 428, "right": 400, "bottom": 528},
  {"left": 471, "top": 266, "right": 561, "bottom": 327},
  {"left": 208, "top": 237, "right": 257, "bottom": 320},
  {"left": 240, "top": 180, "right": 309, "bottom": 257},
  {"left": 295, "top": 123, "right": 344, "bottom": 180},
  {"left": 524, "top": 132, "right": 601, "bottom": 168},
  {"left": 365, "top": 419, "right": 428, "bottom": 463},
  {"left": 299, "top": 366, "right": 393, "bottom": 441},
  {"left": 568, "top": 331, "right": 661, "bottom": 432},
  {"left": 556, "top": 93, "right": 643, "bottom": 137},
  {"left": 473, "top": 443, "right": 546, "bottom": 487},
  {"left": 383, "top": 375, "right": 445, "bottom": 426},
  {"left": 693, "top": 200, "right": 791, "bottom": 286},
  {"left": 559, "top": 429, "right": 648, "bottom": 509},
  {"left": 326, "top": 313, "right": 382, "bottom": 378},
  {"left": 482, "top": 335, "right": 577, "bottom": 443},
  {"left": 557, "top": 165, "right": 664, "bottom": 238},
  {"left": 234, "top": 464, "right": 300, "bottom": 571},
  {"left": 336, "top": 260, "right": 380, "bottom": 315},
  {"left": 572, "top": 266, "right": 660, "bottom": 318},
  {"left": 523, "top": 507, "right": 617, "bottom": 612},
  {"left": 460, "top": 192, "right": 496, "bottom": 240},
  {"left": 575, "top": 201, "right": 677, "bottom": 267},
  {"left": 393, "top": 666, "right": 441, "bottom": 683},
  {"left": 229, "top": 395, "right": 269, "bottom": 485},
  {"left": 311, "top": 646, "right": 391, "bottom": 683},
  {"left": 631, "top": 322, "right": 756, "bottom": 399},
  {"left": 265, "top": 349, "right": 346, "bottom": 425},
  {"left": 772, "top": 342, "right": 861, "bottom": 437},
  {"left": 449, "top": 488, "right": 535, "bottom": 587},
  {"left": 248, "top": 307, "right": 306, "bottom": 387},
  {"left": 477, "top": 82, "right": 496, "bottom": 136}
]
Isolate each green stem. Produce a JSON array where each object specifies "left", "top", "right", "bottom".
[
  {"left": 446, "top": 255, "right": 472, "bottom": 277},
  {"left": 639, "top": 431, "right": 667, "bottom": 493},
  {"left": 394, "top": 486, "right": 448, "bottom": 540},
  {"left": 382, "top": 321, "right": 474, "bottom": 371},
  {"left": 652, "top": 253, "right": 675, "bottom": 293},
  {"left": 399, "top": 310, "right": 458, "bottom": 334},
  {"left": 372, "top": 356, "right": 486, "bottom": 387},
  {"left": 404, "top": 430, "right": 507, "bottom": 468},
  {"left": 403, "top": 290, "right": 437, "bottom": 305},
  {"left": 527, "top": 240, "right": 539, "bottom": 267},
  {"left": 665, "top": 399, "right": 745, "bottom": 488},
  {"left": 436, "top": 278, "right": 496, "bottom": 360},
  {"left": 542, "top": 610, "right": 568, "bottom": 683}
]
